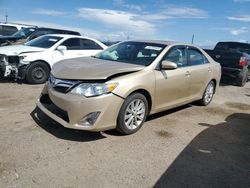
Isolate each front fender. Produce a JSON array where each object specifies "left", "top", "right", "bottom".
[{"left": 111, "top": 70, "right": 155, "bottom": 100}]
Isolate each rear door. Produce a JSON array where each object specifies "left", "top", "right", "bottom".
[
  {"left": 187, "top": 47, "right": 212, "bottom": 98},
  {"left": 154, "top": 46, "right": 192, "bottom": 111}
]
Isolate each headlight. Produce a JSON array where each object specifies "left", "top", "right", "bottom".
[
  {"left": 70, "top": 83, "right": 118, "bottom": 97},
  {"left": 19, "top": 55, "right": 29, "bottom": 64}
]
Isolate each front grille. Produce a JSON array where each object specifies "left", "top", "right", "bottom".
[
  {"left": 0, "top": 62, "right": 5, "bottom": 77},
  {"left": 8, "top": 56, "right": 19, "bottom": 64},
  {"left": 40, "top": 94, "right": 69, "bottom": 122},
  {"left": 0, "top": 54, "right": 7, "bottom": 65},
  {"left": 0, "top": 54, "right": 19, "bottom": 65},
  {"left": 49, "top": 74, "right": 80, "bottom": 93}
]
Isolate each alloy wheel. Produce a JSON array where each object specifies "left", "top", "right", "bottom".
[
  {"left": 124, "top": 99, "right": 146, "bottom": 130},
  {"left": 204, "top": 82, "right": 214, "bottom": 104}
]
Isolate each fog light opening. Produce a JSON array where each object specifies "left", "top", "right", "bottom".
[{"left": 79, "top": 112, "right": 101, "bottom": 126}]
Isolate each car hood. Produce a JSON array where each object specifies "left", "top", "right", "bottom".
[
  {"left": 52, "top": 57, "right": 145, "bottom": 80},
  {"left": 0, "top": 45, "right": 44, "bottom": 56}
]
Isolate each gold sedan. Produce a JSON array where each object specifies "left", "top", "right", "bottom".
[{"left": 36, "top": 41, "right": 221, "bottom": 134}]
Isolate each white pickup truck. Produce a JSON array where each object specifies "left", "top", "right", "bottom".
[{"left": 0, "top": 34, "right": 107, "bottom": 84}]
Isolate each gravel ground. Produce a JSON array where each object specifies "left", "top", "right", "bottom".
[{"left": 0, "top": 80, "right": 249, "bottom": 188}]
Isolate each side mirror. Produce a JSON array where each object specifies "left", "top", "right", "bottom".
[
  {"left": 57, "top": 45, "right": 67, "bottom": 51},
  {"left": 161, "top": 60, "right": 177, "bottom": 70}
]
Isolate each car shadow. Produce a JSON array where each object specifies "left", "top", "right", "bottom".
[
  {"left": 219, "top": 77, "right": 249, "bottom": 87},
  {"left": 219, "top": 77, "right": 236, "bottom": 86},
  {"left": 154, "top": 113, "right": 250, "bottom": 188},
  {"left": 104, "top": 104, "right": 192, "bottom": 136},
  {"left": 30, "top": 107, "right": 106, "bottom": 142},
  {"left": 0, "top": 77, "right": 24, "bottom": 84},
  {"left": 147, "top": 104, "right": 191, "bottom": 122}
]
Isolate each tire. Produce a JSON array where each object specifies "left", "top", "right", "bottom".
[
  {"left": 236, "top": 73, "right": 247, "bottom": 87},
  {"left": 198, "top": 81, "right": 215, "bottom": 106},
  {"left": 25, "top": 61, "right": 50, "bottom": 84},
  {"left": 116, "top": 93, "right": 148, "bottom": 135}
]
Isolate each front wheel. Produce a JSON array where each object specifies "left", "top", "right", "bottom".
[
  {"left": 116, "top": 93, "right": 148, "bottom": 135},
  {"left": 25, "top": 61, "right": 50, "bottom": 84},
  {"left": 198, "top": 81, "right": 215, "bottom": 106}
]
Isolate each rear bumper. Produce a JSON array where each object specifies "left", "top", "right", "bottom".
[
  {"left": 221, "top": 67, "right": 242, "bottom": 78},
  {"left": 221, "top": 67, "right": 248, "bottom": 79}
]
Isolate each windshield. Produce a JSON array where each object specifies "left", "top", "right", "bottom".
[
  {"left": 25, "top": 35, "right": 62, "bottom": 48},
  {"left": 13, "top": 28, "right": 36, "bottom": 38},
  {"left": 95, "top": 41, "right": 166, "bottom": 66}
]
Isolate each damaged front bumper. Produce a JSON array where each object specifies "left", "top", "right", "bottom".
[{"left": 0, "top": 54, "right": 28, "bottom": 79}]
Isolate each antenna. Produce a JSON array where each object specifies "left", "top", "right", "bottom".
[
  {"left": 5, "top": 12, "right": 8, "bottom": 23},
  {"left": 191, "top": 34, "right": 194, "bottom": 44}
]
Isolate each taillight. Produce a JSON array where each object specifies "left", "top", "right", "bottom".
[{"left": 239, "top": 57, "right": 248, "bottom": 67}]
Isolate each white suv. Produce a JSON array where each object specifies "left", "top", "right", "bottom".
[
  {"left": 0, "top": 34, "right": 107, "bottom": 84},
  {"left": 0, "top": 23, "right": 34, "bottom": 36}
]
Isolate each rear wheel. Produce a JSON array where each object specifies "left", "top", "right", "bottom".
[
  {"left": 116, "top": 93, "right": 148, "bottom": 135},
  {"left": 198, "top": 81, "right": 215, "bottom": 106},
  {"left": 25, "top": 61, "right": 50, "bottom": 84}
]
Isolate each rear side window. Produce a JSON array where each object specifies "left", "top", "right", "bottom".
[
  {"left": 188, "top": 48, "right": 209, "bottom": 66},
  {"left": 163, "top": 47, "right": 188, "bottom": 67},
  {"left": 61, "top": 38, "right": 81, "bottom": 50},
  {"left": 80, "top": 39, "right": 103, "bottom": 50},
  {"left": 0, "top": 25, "right": 18, "bottom": 35}
]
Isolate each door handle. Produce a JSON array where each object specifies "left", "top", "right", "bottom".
[
  {"left": 185, "top": 71, "right": 191, "bottom": 76},
  {"left": 208, "top": 67, "right": 212, "bottom": 72},
  {"left": 215, "top": 55, "right": 221, "bottom": 59}
]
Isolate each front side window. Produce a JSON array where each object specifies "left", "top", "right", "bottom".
[
  {"left": 188, "top": 48, "right": 208, "bottom": 66},
  {"left": 95, "top": 41, "right": 166, "bottom": 66},
  {"left": 163, "top": 47, "right": 187, "bottom": 67},
  {"left": 25, "top": 36, "right": 62, "bottom": 48},
  {"left": 61, "top": 38, "right": 81, "bottom": 50}
]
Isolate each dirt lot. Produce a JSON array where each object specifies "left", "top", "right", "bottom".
[{"left": 0, "top": 80, "right": 250, "bottom": 188}]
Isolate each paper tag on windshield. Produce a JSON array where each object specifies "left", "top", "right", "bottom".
[
  {"left": 48, "top": 38, "right": 58, "bottom": 42},
  {"left": 145, "top": 46, "right": 162, "bottom": 51}
]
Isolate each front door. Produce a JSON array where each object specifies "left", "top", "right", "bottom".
[
  {"left": 154, "top": 46, "right": 192, "bottom": 112},
  {"left": 52, "top": 38, "right": 104, "bottom": 63}
]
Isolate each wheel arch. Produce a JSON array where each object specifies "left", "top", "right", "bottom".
[
  {"left": 24, "top": 60, "right": 51, "bottom": 78},
  {"left": 24, "top": 60, "right": 51, "bottom": 84},
  {"left": 210, "top": 78, "right": 217, "bottom": 93},
  {"left": 128, "top": 89, "right": 152, "bottom": 114},
  {"left": 30, "top": 60, "right": 51, "bottom": 70}
]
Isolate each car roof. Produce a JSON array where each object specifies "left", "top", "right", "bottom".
[
  {"left": 0, "top": 23, "right": 36, "bottom": 28},
  {"left": 35, "top": 27, "right": 79, "bottom": 32},
  {"left": 44, "top": 34, "right": 98, "bottom": 41},
  {"left": 125, "top": 40, "right": 199, "bottom": 48}
]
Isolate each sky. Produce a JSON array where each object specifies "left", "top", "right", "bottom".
[{"left": 0, "top": 0, "right": 250, "bottom": 47}]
